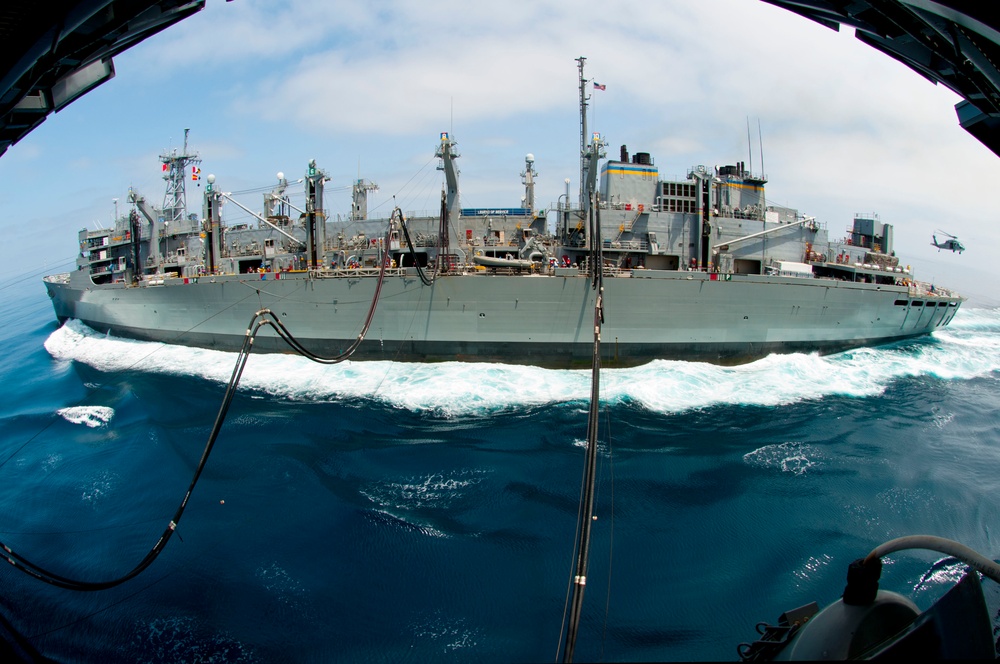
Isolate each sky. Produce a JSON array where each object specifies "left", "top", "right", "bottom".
[{"left": 3, "top": 0, "right": 999, "bottom": 305}]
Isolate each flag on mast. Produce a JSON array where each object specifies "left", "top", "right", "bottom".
[{"left": 593, "top": 82, "right": 606, "bottom": 91}]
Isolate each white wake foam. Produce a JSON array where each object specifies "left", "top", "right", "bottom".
[
  {"left": 743, "top": 441, "right": 822, "bottom": 475},
  {"left": 56, "top": 405, "right": 115, "bottom": 428},
  {"left": 44, "top": 309, "right": 1000, "bottom": 416}
]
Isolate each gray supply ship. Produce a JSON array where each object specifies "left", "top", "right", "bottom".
[{"left": 43, "top": 59, "right": 963, "bottom": 368}]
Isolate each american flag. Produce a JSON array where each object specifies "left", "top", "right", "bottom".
[{"left": 593, "top": 82, "right": 606, "bottom": 91}]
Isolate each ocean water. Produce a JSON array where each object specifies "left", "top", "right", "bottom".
[{"left": 2, "top": 282, "right": 1000, "bottom": 662}]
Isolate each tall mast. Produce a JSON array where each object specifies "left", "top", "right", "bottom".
[
  {"left": 576, "top": 57, "right": 589, "bottom": 210},
  {"left": 521, "top": 153, "right": 537, "bottom": 214},
  {"left": 436, "top": 132, "right": 460, "bottom": 225},
  {"left": 159, "top": 128, "right": 201, "bottom": 224},
  {"left": 351, "top": 179, "right": 379, "bottom": 221}
]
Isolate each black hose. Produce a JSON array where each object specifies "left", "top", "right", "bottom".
[
  {"left": 560, "top": 190, "right": 605, "bottom": 663},
  {"left": 0, "top": 320, "right": 259, "bottom": 590},
  {"left": 265, "top": 222, "right": 393, "bottom": 363},
  {"left": 398, "top": 210, "right": 436, "bottom": 286},
  {"left": 1, "top": 222, "right": 396, "bottom": 590}
]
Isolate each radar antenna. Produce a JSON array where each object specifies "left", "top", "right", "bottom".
[{"left": 159, "top": 128, "right": 201, "bottom": 224}]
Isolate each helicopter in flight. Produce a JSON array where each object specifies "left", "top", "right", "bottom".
[{"left": 931, "top": 230, "right": 965, "bottom": 253}]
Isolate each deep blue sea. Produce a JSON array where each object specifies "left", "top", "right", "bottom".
[{"left": 2, "top": 280, "right": 1000, "bottom": 662}]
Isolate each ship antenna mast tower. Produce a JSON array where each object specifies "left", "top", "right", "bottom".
[
  {"left": 159, "top": 128, "right": 201, "bottom": 224},
  {"left": 576, "top": 56, "right": 589, "bottom": 210},
  {"left": 521, "top": 153, "right": 537, "bottom": 214}
]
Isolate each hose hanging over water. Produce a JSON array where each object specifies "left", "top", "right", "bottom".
[
  {"left": 1, "top": 221, "right": 396, "bottom": 590},
  {"left": 1, "top": 316, "right": 261, "bottom": 590},
  {"left": 269, "top": 217, "right": 395, "bottom": 363},
  {"left": 559, "top": 191, "right": 605, "bottom": 663}
]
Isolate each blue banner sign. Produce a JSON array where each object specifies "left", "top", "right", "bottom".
[{"left": 460, "top": 207, "right": 531, "bottom": 217}]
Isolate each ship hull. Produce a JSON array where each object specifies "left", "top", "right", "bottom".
[{"left": 44, "top": 269, "right": 962, "bottom": 368}]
